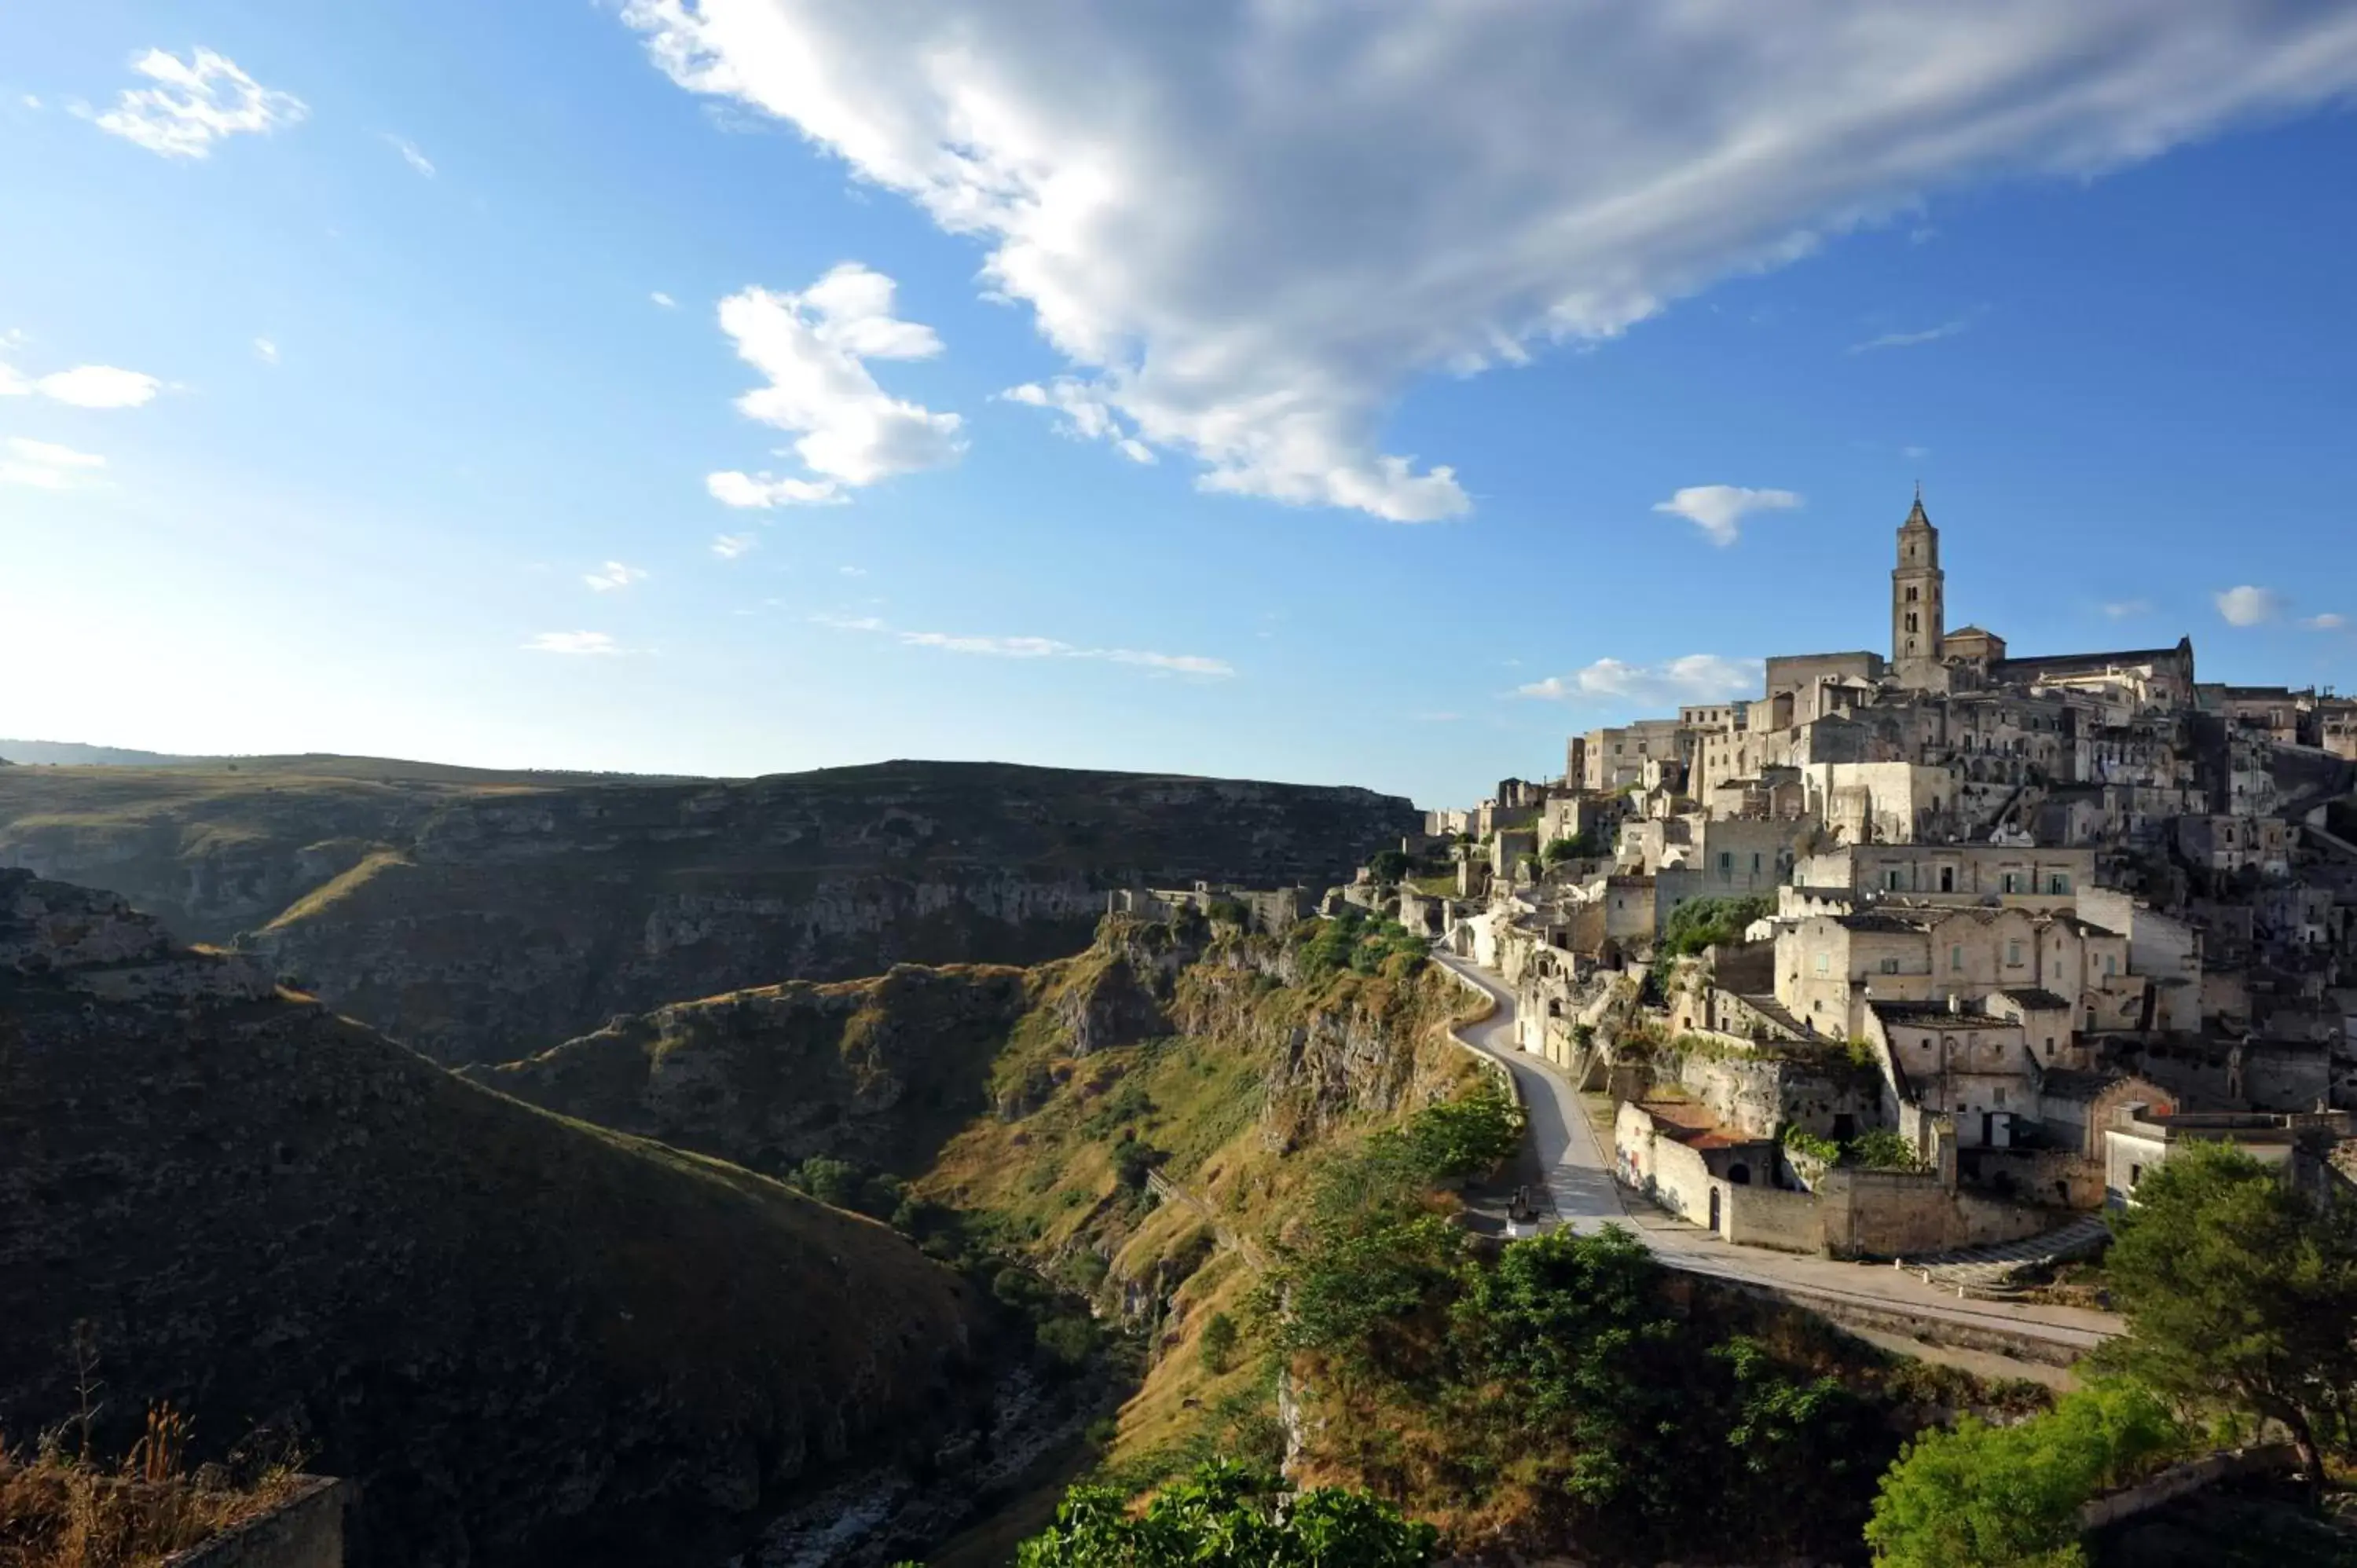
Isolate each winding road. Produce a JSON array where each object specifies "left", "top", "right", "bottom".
[{"left": 1434, "top": 952, "right": 2122, "bottom": 1365}]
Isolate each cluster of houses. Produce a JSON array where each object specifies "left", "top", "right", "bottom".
[{"left": 1405, "top": 494, "right": 2357, "bottom": 1258}]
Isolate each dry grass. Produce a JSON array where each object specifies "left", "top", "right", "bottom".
[{"left": 0, "top": 1406, "right": 305, "bottom": 1568}]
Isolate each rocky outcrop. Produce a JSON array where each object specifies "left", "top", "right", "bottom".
[
  {"left": 0, "top": 870, "right": 991, "bottom": 1568},
  {"left": 0, "top": 758, "right": 1413, "bottom": 1064}
]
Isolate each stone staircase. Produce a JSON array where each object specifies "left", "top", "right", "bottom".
[{"left": 1899, "top": 1214, "right": 2112, "bottom": 1298}]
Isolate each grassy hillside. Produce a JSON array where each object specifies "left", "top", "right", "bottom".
[
  {"left": 489, "top": 910, "right": 1491, "bottom": 1515},
  {"left": 0, "top": 870, "right": 991, "bottom": 1568}
]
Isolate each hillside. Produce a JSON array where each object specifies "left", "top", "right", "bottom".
[
  {"left": 482, "top": 910, "right": 1491, "bottom": 1534},
  {"left": 0, "top": 757, "right": 1414, "bottom": 1064},
  {"left": 0, "top": 870, "right": 992, "bottom": 1568}
]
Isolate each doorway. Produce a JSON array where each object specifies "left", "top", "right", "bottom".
[{"left": 1708, "top": 1189, "right": 1722, "bottom": 1233}]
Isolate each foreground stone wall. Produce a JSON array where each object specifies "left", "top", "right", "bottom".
[{"left": 167, "top": 1478, "right": 350, "bottom": 1568}]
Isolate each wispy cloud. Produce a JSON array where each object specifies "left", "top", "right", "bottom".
[
  {"left": 816, "top": 612, "right": 1233, "bottom": 678},
  {"left": 86, "top": 47, "right": 306, "bottom": 159},
  {"left": 2101, "top": 598, "right": 2153, "bottom": 620},
  {"left": 1849, "top": 320, "right": 1969, "bottom": 354},
  {"left": 524, "top": 631, "right": 620, "bottom": 656},
  {"left": 838, "top": 565, "right": 867, "bottom": 577},
  {"left": 383, "top": 133, "right": 435, "bottom": 177},
  {"left": 711, "top": 532, "right": 757, "bottom": 559},
  {"left": 651, "top": 291, "right": 677, "bottom": 310},
  {"left": 1001, "top": 380, "right": 1157, "bottom": 465},
  {"left": 0, "top": 437, "right": 108, "bottom": 490},
  {"left": 1650, "top": 485, "right": 1802, "bottom": 548},
  {"left": 251, "top": 336, "right": 279, "bottom": 365},
  {"left": 0, "top": 359, "right": 161, "bottom": 409},
  {"left": 1517, "top": 654, "right": 1762, "bottom": 707},
  {"left": 2214, "top": 584, "right": 2285, "bottom": 627},
  {"left": 583, "top": 560, "right": 647, "bottom": 592},
  {"left": 2303, "top": 612, "right": 2346, "bottom": 632}
]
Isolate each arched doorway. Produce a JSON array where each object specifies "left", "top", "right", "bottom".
[{"left": 1708, "top": 1188, "right": 1722, "bottom": 1233}]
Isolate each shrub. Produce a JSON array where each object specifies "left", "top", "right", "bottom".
[
  {"left": 1015, "top": 1460, "right": 1437, "bottom": 1566},
  {"left": 1198, "top": 1310, "right": 1240, "bottom": 1374},
  {"left": 1864, "top": 1380, "right": 2187, "bottom": 1566},
  {"left": 1404, "top": 1086, "right": 1523, "bottom": 1178},
  {"left": 1846, "top": 1130, "right": 1923, "bottom": 1172},
  {"left": 1780, "top": 1125, "right": 1840, "bottom": 1164}
]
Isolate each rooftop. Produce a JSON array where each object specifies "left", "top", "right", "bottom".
[
  {"left": 1996, "top": 987, "right": 2073, "bottom": 1010},
  {"left": 1871, "top": 999, "right": 2021, "bottom": 1029}
]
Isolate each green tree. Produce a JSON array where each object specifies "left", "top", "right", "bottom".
[
  {"left": 1864, "top": 1379, "right": 2187, "bottom": 1567},
  {"left": 1659, "top": 894, "right": 1775, "bottom": 957},
  {"left": 1366, "top": 848, "right": 1412, "bottom": 885},
  {"left": 1402, "top": 1086, "right": 1523, "bottom": 1178},
  {"left": 1450, "top": 1225, "right": 1686, "bottom": 1511},
  {"left": 1016, "top": 1460, "right": 1437, "bottom": 1566},
  {"left": 2093, "top": 1141, "right": 2357, "bottom": 1495},
  {"left": 1198, "top": 1310, "right": 1240, "bottom": 1374}
]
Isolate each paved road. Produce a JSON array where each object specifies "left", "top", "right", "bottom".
[{"left": 1435, "top": 952, "right": 2122, "bottom": 1359}]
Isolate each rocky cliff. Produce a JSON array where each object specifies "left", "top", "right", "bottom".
[
  {"left": 0, "top": 757, "right": 1413, "bottom": 1064},
  {"left": 0, "top": 870, "right": 993, "bottom": 1568}
]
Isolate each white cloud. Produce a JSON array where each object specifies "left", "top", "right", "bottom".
[
  {"left": 0, "top": 361, "right": 162, "bottom": 409},
  {"left": 22, "top": 96, "right": 42, "bottom": 112},
  {"left": 838, "top": 564, "right": 866, "bottom": 577},
  {"left": 1650, "top": 485, "right": 1802, "bottom": 548},
  {"left": 36, "top": 366, "right": 160, "bottom": 408},
  {"left": 383, "top": 134, "right": 436, "bottom": 177},
  {"left": 252, "top": 337, "right": 279, "bottom": 365},
  {"left": 584, "top": 560, "right": 649, "bottom": 592},
  {"left": 2101, "top": 598, "right": 2153, "bottom": 620},
  {"left": 1901, "top": 445, "right": 1931, "bottom": 460},
  {"left": 524, "top": 631, "right": 621, "bottom": 656},
  {"left": 0, "top": 437, "right": 107, "bottom": 490},
  {"left": 707, "top": 469, "right": 842, "bottom": 507},
  {"left": 2304, "top": 613, "right": 2346, "bottom": 631},
  {"left": 1002, "top": 379, "right": 1155, "bottom": 464},
  {"left": 2214, "top": 585, "right": 2285, "bottom": 627},
  {"left": 707, "top": 263, "right": 963, "bottom": 504},
  {"left": 1849, "top": 320, "right": 1969, "bottom": 354},
  {"left": 711, "top": 532, "right": 757, "bottom": 559},
  {"left": 817, "top": 611, "right": 1231, "bottom": 677},
  {"left": 88, "top": 47, "right": 306, "bottom": 159},
  {"left": 1517, "top": 654, "right": 1763, "bottom": 708},
  {"left": 651, "top": 291, "right": 678, "bottom": 309},
  {"left": 622, "top": 3, "right": 2357, "bottom": 524}
]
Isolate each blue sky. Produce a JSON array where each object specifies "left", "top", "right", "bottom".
[{"left": 4, "top": 2, "right": 2355, "bottom": 807}]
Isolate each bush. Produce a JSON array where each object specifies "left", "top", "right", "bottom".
[
  {"left": 1864, "top": 1380, "right": 2187, "bottom": 1566},
  {"left": 1206, "top": 898, "right": 1250, "bottom": 928},
  {"left": 1846, "top": 1130, "right": 1923, "bottom": 1172},
  {"left": 1366, "top": 849, "right": 1413, "bottom": 885},
  {"left": 1780, "top": 1125, "right": 1840, "bottom": 1164},
  {"left": 1198, "top": 1310, "right": 1240, "bottom": 1374},
  {"left": 1016, "top": 1460, "right": 1437, "bottom": 1566},
  {"left": 1404, "top": 1086, "right": 1523, "bottom": 1178},
  {"left": 1659, "top": 895, "right": 1775, "bottom": 957}
]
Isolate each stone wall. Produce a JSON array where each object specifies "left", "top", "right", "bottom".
[
  {"left": 1721, "top": 1184, "right": 1824, "bottom": 1254},
  {"left": 1672, "top": 1052, "right": 1880, "bottom": 1142},
  {"left": 1816, "top": 1167, "right": 2058, "bottom": 1258},
  {"left": 167, "top": 1478, "right": 350, "bottom": 1568}
]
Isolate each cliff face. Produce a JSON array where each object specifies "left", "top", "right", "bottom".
[
  {"left": 0, "top": 870, "right": 989, "bottom": 1568},
  {"left": 0, "top": 757, "right": 1413, "bottom": 1064}
]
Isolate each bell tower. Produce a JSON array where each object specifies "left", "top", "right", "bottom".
[{"left": 1892, "top": 485, "right": 1944, "bottom": 674}]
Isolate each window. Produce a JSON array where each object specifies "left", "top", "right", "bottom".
[
  {"left": 2047, "top": 872, "right": 2071, "bottom": 895},
  {"left": 1907, "top": 585, "right": 1919, "bottom": 603},
  {"left": 1906, "top": 612, "right": 1919, "bottom": 633},
  {"left": 2105, "top": 954, "right": 2118, "bottom": 976},
  {"left": 2001, "top": 872, "right": 2023, "bottom": 894},
  {"left": 2044, "top": 1038, "right": 2055, "bottom": 1057},
  {"left": 1718, "top": 852, "right": 1733, "bottom": 872},
  {"left": 1886, "top": 870, "right": 1905, "bottom": 890},
  {"left": 1814, "top": 954, "right": 1829, "bottom": 976},
  {"left": 2006, "top": 940, "right": 2025, "bottom": 967},
  {"left": 2130, "top": 1163, "right": 2143, "bottom": 1189},
  {"left": 1880, "top": 957, "right": 1900, "bottom": 975},
  {"left": 1751, "top": 852, "right": 1763, "bottom": 874},
  {"left": 1950, "top": 943, "right": 1964, "bottom": 973},
  {"left": 1993, "top": 1086, "right": 2007, "bottom": 1107}
]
